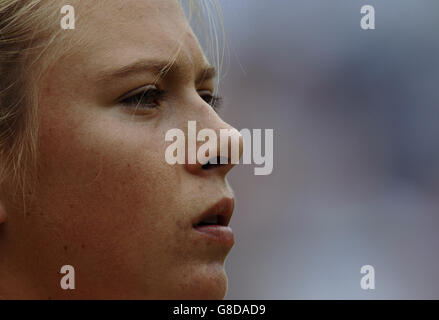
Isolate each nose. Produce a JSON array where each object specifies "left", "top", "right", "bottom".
[{"left": 184, "top": 122, "right": 243, "bottom": 177}]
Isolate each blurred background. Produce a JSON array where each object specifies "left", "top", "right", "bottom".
[{"left": 198, "top": 0, "right": 439, "bottom": 299}]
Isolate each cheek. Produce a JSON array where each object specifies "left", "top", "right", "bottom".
[{"left": 34, "top": 110, "right": 183, "bottom": 260}]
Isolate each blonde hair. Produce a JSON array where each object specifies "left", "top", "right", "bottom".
[
  {"left": 182, "top": 0, "right": 225, "bottom": 93},
  {"left": 0, "top": 0, "right": 224, "bottom": 204},
  {"left": 0, "top": 0, "right": 57, "bottom": 202}
]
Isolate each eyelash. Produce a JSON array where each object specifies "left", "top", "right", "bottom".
[
  {"left": 200, "top": 93, "right": 223, "bottom": 112},
  {"left": 119, "top": 86, "right": 165, "bottom": 110},
  {"left": 119, "top": 86, "right": 223, "bottom": 113}
]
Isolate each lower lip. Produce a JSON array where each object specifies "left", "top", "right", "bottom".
[{"left": 193, "top": 225, "right": 235, "bottom": 247}]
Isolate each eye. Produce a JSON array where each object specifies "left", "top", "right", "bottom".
[
  {"left": 118, "top": 85, "right": 165, "bottom": 109},
  {"left": 198, "top": 90, "right": 223, "bottom": 112}
]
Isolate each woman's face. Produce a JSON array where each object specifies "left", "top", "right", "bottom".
[{"left": 4, "top": 0, "right": 241, "bottom": 299}]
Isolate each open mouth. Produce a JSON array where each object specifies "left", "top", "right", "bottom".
[
  {"left": 192, "top": 198, "right": 235, "bottom": 247},
  {"left": 193, "top": 214, "right": 227, "bottom": 228},
  {"left": 192, "top": 197, "right": 234, "bottom": 229}
]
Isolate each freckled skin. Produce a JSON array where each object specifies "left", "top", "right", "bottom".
[{"left": 0, "top": 0, "right": 242, "bottom": 299}]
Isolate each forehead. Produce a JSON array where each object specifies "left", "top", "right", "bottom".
[{"left": 60, "top": 0, "right": 207, "bottom": 76}]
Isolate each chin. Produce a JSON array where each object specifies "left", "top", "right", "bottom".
[{"left": 166, "top": 263, "right": 229, "bottom": 300}]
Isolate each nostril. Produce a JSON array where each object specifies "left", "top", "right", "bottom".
[{"left": 201, "top": 156, "right": 228, "bottom": 170}]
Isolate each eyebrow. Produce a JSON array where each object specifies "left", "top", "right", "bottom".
[{"left": 95, "top": 59, "right": 216, "bottom": 85}]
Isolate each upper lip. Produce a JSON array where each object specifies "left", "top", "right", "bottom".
[{"left": 193, "top": 197, "right": 235, "bottom": 227}]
